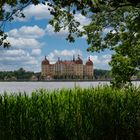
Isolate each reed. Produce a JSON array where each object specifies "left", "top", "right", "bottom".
[{"left": 0, "top": 86, "right": 140, "bottom": 140}]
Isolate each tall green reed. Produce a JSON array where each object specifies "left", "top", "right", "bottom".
[{"left": 0, "top": 86, "right": 140, "bottom": 140}]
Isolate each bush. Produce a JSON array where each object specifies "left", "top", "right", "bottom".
[{"left": 0, "top": 86, "right": 140, "bottom": 140}]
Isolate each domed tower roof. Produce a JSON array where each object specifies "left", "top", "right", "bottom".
[
  {"left": 86, "top": 57, "right": 93, "bottom": 65},
  {"left": 42, "top": 56, "right": 49, "bottom": 65},
  {"left": 75, "top": 55, "right": 83, "bottom": 64}
]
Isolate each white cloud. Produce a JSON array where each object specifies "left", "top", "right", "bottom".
[
  {"left": 0, "top": 49, "right": 26, "bottom": 57},
  {"left": 46, "top": 24, "right": 69, "bottom": 37},
  {"left": 102, "top": 54, "right": 111, "bottom": 63},
  {"left": 8, "top": 25, "right": 45, "bottom": 38},
  {"left": 3, "top": 4, "right": 12, "bottom": 12},
  {"left": 0, "top": 49, "right": 41, "bottom": 72},
  {"left": 1, "top": 25, "right": 45, "bottom": 72},
  {"left": 47, "top": 49, "right": 82, "bottom": 63},
  {"left": 74, "top": 13, "right": 91, "bottom": 26},
  {"left": 0, "top": 49, "right": 33, "bottom": 61},
  {"left": 7, "top": 25, "right": 45, "bottom": 49},
  {"left": 15, "top": 3, "right": 52, "bottom": 21},
  {"left": 23, "top": 59, "right": 38, "bottom": 65},
  {"left": 8, "top": 37, "right": 42, "bottom": 49},
  {"left": 89, "top": 55, "right": 101, "bottom": 64},
  {"left": 89, "top": 54, "right": 111, "bottom": 69},
  {"left": 54, "top": 49, "right": 82, "bottom": 57},
  {"left": 31, "top": 49, "right": 41, "bottom": 56}
]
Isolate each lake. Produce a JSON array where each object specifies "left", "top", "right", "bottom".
[{"left": 0, "top": 81, "right": 140, "bottom": 94}]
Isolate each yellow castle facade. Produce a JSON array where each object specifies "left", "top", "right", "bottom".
[{"left": 41, "top": 55, "right": 93, "bottom": 79}]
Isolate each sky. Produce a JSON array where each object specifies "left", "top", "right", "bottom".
[{"left": 0, "top": 3, "right": 112, "bottom": 72}]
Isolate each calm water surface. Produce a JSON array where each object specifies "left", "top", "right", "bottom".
[{"left": 0, "top": 81, "right": 139, "bottom": 94}]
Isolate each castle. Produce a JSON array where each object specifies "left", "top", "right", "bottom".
[{"left": 41, "top": 55, "right": 93, "bottom": 80}]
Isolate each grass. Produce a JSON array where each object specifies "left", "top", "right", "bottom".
[{"left": 0, "top": 86, "right": 140, "bottom": 140}]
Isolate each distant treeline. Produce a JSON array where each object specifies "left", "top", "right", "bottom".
[
  {"left": 94, "top": 69, "right": 140, "bottom": 80},
  {"left": 0, "top": 68, "right": 40, "bottom": 81},
  {"left": 94, "top": 69, "right": 111, "bottom": 80},
  {"left": 0, "top": 68, "right": 139, "bottom": 81}
]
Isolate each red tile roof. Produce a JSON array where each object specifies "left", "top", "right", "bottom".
[
  {"left": 86, "top": 57, "right": 93, "bottom": 65},
  {"left": 42, "top": 56, "right": 49, "bottom": 65}
]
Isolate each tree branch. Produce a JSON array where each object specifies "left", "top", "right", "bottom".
[
  {"left": 110, "top": 3, "right": 140, "bottom": 12},
  {"left": 0, "top": 0, "right": 32, "bottom": 29}
]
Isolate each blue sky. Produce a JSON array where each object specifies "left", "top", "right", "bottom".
[{"left": 1, "top": 3, "right": 112, "bottom": 72}]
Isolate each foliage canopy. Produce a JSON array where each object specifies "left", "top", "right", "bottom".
[{"left": 46, "top": 0, "right": 140, "bottom": 86}]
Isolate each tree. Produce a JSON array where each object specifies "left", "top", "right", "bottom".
[
  {"left": 1, "top": 0, "right": 140, "bottom": 86},
  {"left": 110, "top": 53, "right": 136, "bottom": 88},
  {"left": 14, "top": 68, "right": 34, "bottom": 80},
  {"left": 94, "top": 69, "right": 111, "bottom": 80},
  {"left": 136, "top": 71, "right": 140, "bottom": 80},
  {"left": 46, "top": 0, "right": 140, "bottom": 87},
  {"left": 1, "top": 0, "right": 140, "bottom": 47}
]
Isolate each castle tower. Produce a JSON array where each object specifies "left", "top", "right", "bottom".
[
  {"left": 85, "top": 57, "right": 94, "bottom": 79},
  {"left": 74, "top": 55, "right": 83, "bottom": 79},
  {"left": 41, "top": 56, "right": 50, "bottom": 77}
]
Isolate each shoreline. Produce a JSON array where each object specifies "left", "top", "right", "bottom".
[{"left": 0, "top": 79, "right": 139, "bottom": 82}]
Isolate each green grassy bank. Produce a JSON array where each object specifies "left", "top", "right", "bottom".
[{"left": 0, "top": 86, "right": 140, "bottom": 140}]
